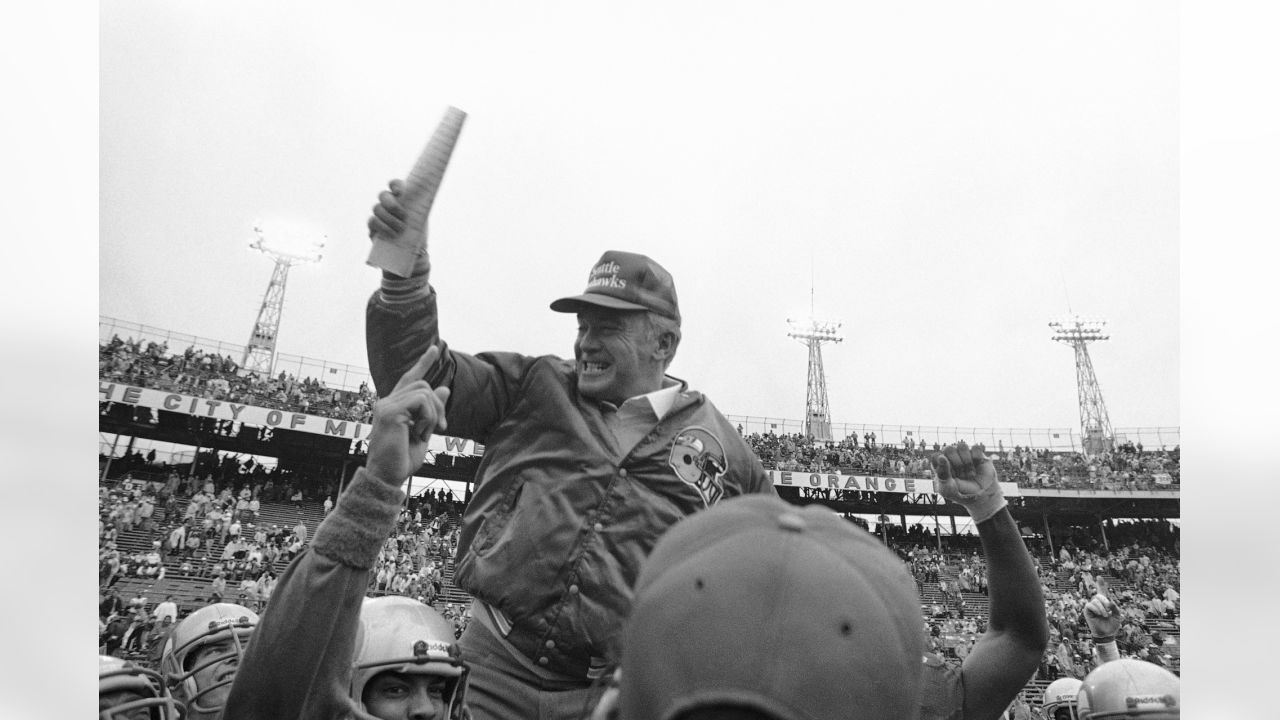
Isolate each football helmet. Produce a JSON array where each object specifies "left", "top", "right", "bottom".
[
  {"left": 99, "top": 655, "right": 184, "bottom": 720},
  {"left": 1042, "top": 677, "right": 1083, "bottom": 720},
  {"left": 351, "top": 596, "right": 469, "bottom": 720},
  {"left": 1077, "top": 659, "right": 1179, "bottom": 719},
  {"left": 160, "top": 603, "right": 258, "bottom": 719}
]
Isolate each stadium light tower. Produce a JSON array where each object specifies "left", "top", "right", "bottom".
[
  {"left": 787, "top": 304, "right": 843, "bottom": 442},
  {"left": 1050, "top": 315, "right": 1114, "bottom": 456},
  {"left": 242, "top": 222, "right": 324, "bottom": 376}
]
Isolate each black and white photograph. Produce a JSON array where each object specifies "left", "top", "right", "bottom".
[{"left": 7, "top": 0, "right": 1277, "bottom": 717}]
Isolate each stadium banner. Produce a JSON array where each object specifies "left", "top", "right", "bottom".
[
  {"left": 1153, "top": 473, "right": 1173, "bottom": 485},
  {"left": 99, "top": 380, "right": 485, "bottom": 456},
  {"left": 767, "top": 469, "right": 1022, "bottom": 497}
]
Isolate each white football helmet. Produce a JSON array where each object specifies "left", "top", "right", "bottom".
[
  {"left": 351, "top": 596, "right": 469, "bottom": 719},
  {"left": 160, "top": 603, "right": 257, "bottom": 719},
  {"left": 99, "top": 655, "right": 184, "bottom": 720},
  {"left": 1042, "top": 677, "right": 1083, "bottom": 720},
  {"left": 1077, "top": 659, "right": 1179, "bottom": 719}
]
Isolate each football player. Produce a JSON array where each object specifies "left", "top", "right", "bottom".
[
  {"left": 1040, "top": 677, "right": 1083, "bottom": 720},
  {"left": 351, "top": 596, "right": 471, "bottom": 720},
  {"left": 99, "top": 654, "right": 184, "bottom": 720},
  {"left": 160, "top": 602, "right": 258, "bottom": 719},
  {"left": 1076, "top": 659, "right": 1179, "bottom": 720},
  {"left": 223, "top": 347, "right": 469, "bottom": 719},
  {"left": 1076, "top": 592, "right": 1179, "bottom": 719}
]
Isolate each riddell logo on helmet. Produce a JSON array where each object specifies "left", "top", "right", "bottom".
[{"left": 1127, "top": 694, "right": 1177, "bottom": 709}]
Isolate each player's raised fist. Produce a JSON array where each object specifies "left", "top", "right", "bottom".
[
  {"left": 1083, "top": 592, "right": 1122, "bottom": 640},
  {"left": 931, "top": 441, "right": 1007, "bottom": 524},
  {"left": 932, "top": 441, "right": 997, "bottom": 498}
]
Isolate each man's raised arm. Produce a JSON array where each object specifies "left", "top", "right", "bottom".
[
  {"left": 364, "top": 107, "right": 466, "bottom": 397},
  {"left": 932, "top": 442, "right": 1050, "bottom": 720}
]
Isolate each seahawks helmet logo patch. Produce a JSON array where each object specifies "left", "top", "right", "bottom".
[{"left": 668, "top": 426, "right": 727, "bottom": 506}]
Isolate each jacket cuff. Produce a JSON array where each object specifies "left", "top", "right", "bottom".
[
  {"left": 379, "top": 270, "right": 432, "bottom": 304},
  {"left": 311, "top": 468, "right": 404, "bottom": 569}
]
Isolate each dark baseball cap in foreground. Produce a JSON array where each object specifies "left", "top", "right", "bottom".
[
  {"left": 549, "top": 250, "right": 681, "bottom": 325},
  {"left": 618, "top": 494, "right": 924, "bottom": 720}
]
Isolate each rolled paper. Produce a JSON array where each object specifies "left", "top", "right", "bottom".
[{"left": 367, "top": 106, "right": 468, "bottom": 277}]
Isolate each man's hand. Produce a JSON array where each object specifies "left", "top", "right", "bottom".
[
  {"left": 931, "top": 441, "right": 1007, "bottom": 524},
  {"left": 365, "top": 346, "right": 450, "bottom": 484},
  {"left": 367, "top": 178, "right": 408, "bottom": 241},
  {"left": 366, "top": 106, "right": 466, "bottom": 277},
  {"left": 1083, "top": 592, "right": 1122, "bottom": 640}
]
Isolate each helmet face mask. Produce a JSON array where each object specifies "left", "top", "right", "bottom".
[
  {"left": 1052, "top": 706, "right": 1079, "bottom": 720},
  {"left": 99, "top": 655, "right": 184, "bottom": 720},
  {"left": 352, "top": 597, "right": 469, "bottom": 720},
  {"left": 1042, "top": 677, "right": 1083, "bottom": 720},
  {"left": 160, "top": 603, "right": 258, "bottom": 718}
]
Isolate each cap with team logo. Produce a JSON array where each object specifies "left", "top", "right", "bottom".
[
  {"left": 550, "top": 250, "right": 680, "bottom": 324},
  {"left": 616, "top": 494, "right": 923, "bottom": 720}
]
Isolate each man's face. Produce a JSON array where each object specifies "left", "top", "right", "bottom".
[
  {"left": 187, "top": 636, "right": 239, "bottom": 712},
  {"left": 1050, "top": 706, "right": 1077, "bottom": 720},
  {"left": 362, "top": 671, "right": 448, "bottom": 720},
  {"left": 574, "top": 308, "right": 664, "bottom": 404}
]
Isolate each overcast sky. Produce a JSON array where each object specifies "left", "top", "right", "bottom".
[{"left": 100, "top": 0, "right": 1179, "bottom": 436}]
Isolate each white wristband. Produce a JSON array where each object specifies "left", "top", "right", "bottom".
[
  {"left": 1093, "top": 639, "right": 1121, "bottom": 664},
  {"left": 958, "top": 487, "right": 1007, "bottom": 525}
]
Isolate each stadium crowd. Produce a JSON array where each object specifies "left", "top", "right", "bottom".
[
  {"left": 744, "top": 430, "right": 1180, "bottom": 491},
  {"left": 872, "top": 511, "right": 1181, "bottom": 684},
  {"left": 98, "top": 468, "right": 474, "bottom": 666},
  {"left": 363, "top": 500, "right": 475, "bottom": 638},
  {"left": 100, "top": 333, "right": 1181, "bottom": 495},
  {"left": 99, "top": 334, "right": 379, "bottom": 422}
]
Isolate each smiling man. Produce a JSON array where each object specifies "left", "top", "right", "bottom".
[{"left": 366, "top": 181, "right": 774, "bottom": 720}]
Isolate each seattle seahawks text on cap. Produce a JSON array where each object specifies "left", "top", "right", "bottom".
[{"left": 550, "top": 250, "right": 680, "bottom": 324}]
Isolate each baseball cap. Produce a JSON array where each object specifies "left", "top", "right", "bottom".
[
  {"left": 549, "top": 250, "right": 680, "bottom": 324},
  {"left": 617, "top": 494, "right": 923, "bottom": 720}
]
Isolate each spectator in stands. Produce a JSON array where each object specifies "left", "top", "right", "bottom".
[
  {"left": 102, "top": 613, "right": 131, "bottom": 657},
  {"left": 166, "top": 522, "right": 187, "bottom": 555},
  {"left": 184, "top": 531, "right": 202, "bottom": 559},
  {"left": 283, "top": 533, "right": 304, "bottom": 562},
  {"left": 153, "top": 595, "right": 179, "bottom": 625},
  {"left": 121, "top": 609, "right": 150, "bottom": 655},
  {"left": 137, "top": 495, "right": 155, "bottom": 532},
  {"left": 293, "top": 519, "right": 308, "bottom": 545},
  {"left": 100, "top": 588, "right": 125, "bottom": 620},
  {"left": 147, "top": 615, "right": 176, "bottom": 665},
  {"left": 255, "top": 570, "right": 277, "bottom": 606},
  {"left": 323, "top": 495, "right": 334, "bottom": 515}
]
